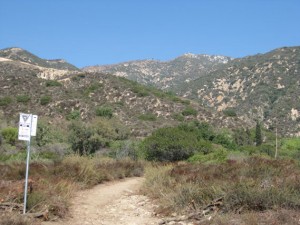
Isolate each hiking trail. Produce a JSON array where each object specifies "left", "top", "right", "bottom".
[{"left": 42, "top": 177, "right": 161, "bottom": 225}]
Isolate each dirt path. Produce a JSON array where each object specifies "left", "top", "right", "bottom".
[{"left": 43, "top": 177, "right": 160, "bottom": 225}]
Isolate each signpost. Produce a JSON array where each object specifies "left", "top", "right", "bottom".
[{"left": 18, "top": 113, "right": 38, "bottom": 214}]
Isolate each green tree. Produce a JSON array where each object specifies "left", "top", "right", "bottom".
[
  {"left": 255, "top": 121, "right": 263, "bottom": 146},
  {"left": 68, "top": 122, "right": 99, "bottom": 155},
  {"left": 36, "top": 122, "right": 51, "bottom": 147},
  {"left": 233, "top": 128, "right": 252, "bottom": 146},
  {"left": 141, "top": 126, "right": 212, "bottom": 162}
]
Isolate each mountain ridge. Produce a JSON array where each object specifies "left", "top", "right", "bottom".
[
  {"left": 0, "top": 47, "right": 79, "bottom": 71},
  {"left": 83, "top": 46, "right": 300, "bottom": 136}
]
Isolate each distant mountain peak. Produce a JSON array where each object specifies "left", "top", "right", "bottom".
[
  {"left": 5, "top": 47, "right": 24, "bottom": 52},
  {"left": 180, "top": 53, "right": 233, "bottom": 64},
  {"left": 0, "top": 47, "right": 79, "bottom": 72}
]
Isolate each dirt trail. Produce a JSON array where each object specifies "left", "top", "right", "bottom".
[{"left": 43, "top": 177, "right": 160, "bottom": 225}]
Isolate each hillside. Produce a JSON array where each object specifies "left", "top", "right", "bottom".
[
  {"left": 179, "top": 46, "right": 300, "bottom": 136},
  {"left": 0, "top": 54, "right": 249, "bottom": 137},
  {"left": 0, "top": 47, "right": 79, "bottom": 71},
  {"left": 84, "top": 46, "right": 300, "bottom": 136},
  {"left": 0, "top": 47, "right": 81, "bottom": 80},
  {"left": 83, "top": 54, "right": 232, "bottom": 91}
]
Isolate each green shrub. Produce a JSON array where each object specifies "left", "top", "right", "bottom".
[
  {"left": 223, "top": 108, "right": 237, "bottom": 117},
  {"left": 181, "top": 107, "right": 197, "bottom": 116},
  {"left": 0, "top": 96, "right": 12, "bottom": 106},
  {"left": 171, "top": 96, "right": 190, "bottom": 105},
  {"left": 279, "top": 138, "right": 300, "bottom": 160},
  {"left": 84, "top": 83, "right": 102, "bottom": 95},
  {"left": 188, "top": 146, "right": 228, "bottom": 163},
  {"left": 35, "top": 122, "right": 51, "bottom": 147},
  {"left": 68, "top": 122, "right": 102, "bottom": 155},
  {"left": 213, "top": 133, "right": 237, "bottom": 150},
  {"left": 138, "top": 113, "right": 157, "bottom": 121},
  {"left": 141, "top": 126, "right": 211, "bottom": 162},
  {"left": 131, "top": 85, "right": 149, "bottom": 97},
  {"left": 96, "top": 106, "right": 113, "bottom": 118},
  {"left": 71, "top": 73, "right": 86, "bottom": 81},
  {"left": 91, "top": 117, "right": 130, "bottom": 141},
  {"left": 109, "top": 140, "right": 140, "bottom": 160},
  {"left": 45, "top": 80, "right": 62, "bottom": 87},
  {"left": 240, "top": 145, "right": 259, "bottom": 155},
  {"left": 172, "top": 113, "right": 184, "bottom": 121},
  {"left": 66, "top": 110, "right": 81, "bottom": 120},
  {"left": 16, "top": 95, "right": 30, "bottom": 103},
  {"left": 1, "top": 127, "right": 18, "bottom": 145},
  {"left": 40, "top": 96, "right": 52, "bottom": 105},
  {"left": 258, "top": 144, "right": 275, "bottom": 157}
]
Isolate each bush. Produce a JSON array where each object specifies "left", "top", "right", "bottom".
[
  {"left": 40, "top": 96, "right": 52, "bottom": 105},
  {"left": 131, "top": 85, "right": 149, "bottom": 97},
  {"left": 258, "top": 144, "right": 275, "bottom": 157},
  {"left": 0, "top": 96, "right": 12, "bottom": 106},
  {"left": 84, "top": 83, "right": 102, "bottom": 96},
  {"left": 181, "top": 107, "right": 197, "bottom": 116},
  {"left": 138, "top": 113, "right": 157, "bottom": 121},
  {"left": 16, "top": 95, "right": 30, "bottom": 103},
  {"left": 172, "top": 113, "right": 184, "bottom": 122},
  {"left": 188, "top": 146, "right": 228, "bottom": 163},
  {"left": 279, "top": 138, "right": 300, "bottom": 160},
  {"left": 35, "top": 122, "right": 51, "bottom": 147},
  {"left": 1, "top": 127, "right": 18, "bottom": 145},
  {"left": 109, "top": 140, "right": 140, "bottom": 160},
  {"left": 223, "top": 108, "right": 237, "bottom": 117},
  {"left": 45, "top": 80, "right": 62, "bottom": 87},
  {"left": 141, "top": 126, "right": 211, "bottom": 162},
  {"left": 143, "top": 157, "right": 300, "bottom": 215},
  {"left": 91, "top": 117, "right": 129, "bottom": 141},
  {"left": 66, "top": 110, "right": 81, "bottom": 120},
  {"left": 213, "top": 133, "right": 237, "bottom": 150},
  {"left": 171, "top": 96, "right": 190, "bottom": 105},
  {"left": 96, "top": 106, "right": 113, "bottom": 118},
  {"left": 68, "top": 122, "right": 102, "bottom": 155}
]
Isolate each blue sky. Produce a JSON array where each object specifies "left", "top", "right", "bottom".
[{"left": 0, "top": 0, "right": 299, "bottom": 68}]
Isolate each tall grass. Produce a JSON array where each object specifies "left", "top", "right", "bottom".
[
  {"left": 0, "top": 155, "right": 144, "bottom": 220},
  {"left": 143, "top": 157, "right": 300, "bottom": 215}
]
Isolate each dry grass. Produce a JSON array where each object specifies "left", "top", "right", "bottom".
[
  {"left": 0, "top": 155, "right": 144, "bottom": 220},
  {"left": 0, "top": 213, "right": 34, "bottom": 225},
  {"left": 200, "top": 209, "right": 300, "bottom": 225},
  {"left": 143, "top": 157, "right": 300, "bottom": 223}
]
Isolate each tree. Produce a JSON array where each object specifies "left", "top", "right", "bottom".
[
  {"left": 35, "top": 122, "right": 51, "bottom": 147},
  {"left": 141, "top": 126, "right": 212, "bottom": 162},
  {"left": 255, "top": 121, "right": 263, "bottom": 146}
]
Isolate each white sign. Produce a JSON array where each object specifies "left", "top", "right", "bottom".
[
  {"left": 31, "top": 115, "right": 38, "bottom": 136},
  {"left": 18, "top": 113, "right": 32, "bottom": 141},
  {"left": 18, "top": 113, "right": 38, "bottom": 141}
]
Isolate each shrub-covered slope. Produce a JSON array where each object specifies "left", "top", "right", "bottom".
[
  {"left": 180, "top": 46, "right": 300, "bottom": 136},
  {"left": 0, "top": 56, "right": 249, "bottom": 138}
]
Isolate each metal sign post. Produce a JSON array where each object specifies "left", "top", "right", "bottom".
[
  {"left": 18, "top": 113, "right": 38, "bottom": 214},
  {"left": 23, "top": 139, "right": 31, "bottom": 214}
]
